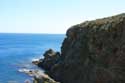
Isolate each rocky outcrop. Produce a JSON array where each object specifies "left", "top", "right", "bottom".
[
  {"left": 37, "top": 49, "right": 61, "bottom": 71},
  {"left": 38, "top": 13, "right": 125, "bottom": 83},
  {"left": 33, "top": 73, "right": 60, "bottom": 83}
]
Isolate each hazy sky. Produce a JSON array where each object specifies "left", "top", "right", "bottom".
[{"left": 0, "top": 0, "right": 124, "bottom": 34}]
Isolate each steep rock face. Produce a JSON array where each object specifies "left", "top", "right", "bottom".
[
  {"left": 37, "top": 13, "right": 125, "bottom": 83},
  {"left": 50, "top": 13, "right": 125, "bottom": 83}
]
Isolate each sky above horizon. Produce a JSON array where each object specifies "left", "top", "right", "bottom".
[{"left": 0, "top": 0, "right": 125, "bottom": 34}]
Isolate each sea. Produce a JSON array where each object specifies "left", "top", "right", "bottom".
[{"left": 0, "top": 33, "right": 64, "bottom": 83}]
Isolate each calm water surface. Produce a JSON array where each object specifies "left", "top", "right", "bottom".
[{"left": 0, "top": 33, "right": 64, "bottom": 83}]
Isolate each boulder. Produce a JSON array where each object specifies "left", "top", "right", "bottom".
[
  {"left": 33, "top": 73, "right": 60, "bottom": 83},
  {"left": 32, "top": 60, "right": 41, "bottom": 65},
  {"left": 38, "top": 49, "right": 61, "bottom": 71}
]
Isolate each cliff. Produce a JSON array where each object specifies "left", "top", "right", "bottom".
[{"left": 37, "top": 13, "right": 125, "bottom": 83}]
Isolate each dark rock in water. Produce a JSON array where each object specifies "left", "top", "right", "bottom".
[
  {"left": 38, "top": 13, "right": 125, "bottom": 83},
  {"left": 32, "top": 60, "right": 41, "bottom": 65},
  {"left": 38, "top": 49, "right": 61, "bottom": 71}
]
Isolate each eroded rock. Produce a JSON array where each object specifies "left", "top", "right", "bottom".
[
  {"left": 37, "top": 49, "right": 61, "bottom": 71},
  {"left": 37, "top": 13, "right": 125, "bottom": 83}
]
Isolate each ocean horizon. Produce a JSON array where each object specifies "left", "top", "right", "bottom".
[{"left": 0, "top": 33, "right": 64, "bottom": 83}]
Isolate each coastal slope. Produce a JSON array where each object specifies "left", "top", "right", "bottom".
[{"left": 36, "top": 13, "right": 125, "bottom": 83}]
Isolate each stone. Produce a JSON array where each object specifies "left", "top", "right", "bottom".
[
  {"left": 37, "top": 13, "right": 125, "bottom": 83},
  {"left": 38, "top": 49, "right": 61, "bottom": 71},
  {"left": 33, "top": 74, "right": 60, "bottom": 83},
  {"left": 51, "top": 13, "right": 125, "bottom": 83},
  {"left": 32, "top": 60, "right": 41, "bottom": 65}
]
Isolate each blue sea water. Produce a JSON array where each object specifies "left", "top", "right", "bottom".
[{"left": 0, "top": 33, "right": 64, "bottom": 83}]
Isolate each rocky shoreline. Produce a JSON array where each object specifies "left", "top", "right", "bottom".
[
  {"left": 31, "top": 49, "right": 61, "bottom": 83},
  {"left": 21, "top": 13, "right": 125, "bottom": 83}
]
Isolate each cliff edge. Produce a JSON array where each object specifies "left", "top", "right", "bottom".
[{"left": 37, "top": 13, "right": 125, "bottom": 83}]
